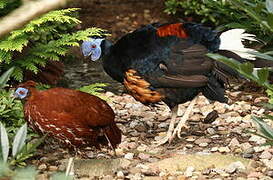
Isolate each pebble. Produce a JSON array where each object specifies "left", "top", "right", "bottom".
[
  {"left": 259, "top": 151, "right": 272, "bottom": 159},
  {"left": 48, "top": 165, "right": 58, "bottom": 171},
  {"left": 254, "top": 145, "right": 270, "bottom": 152},
  {"left": 199, "top": 142, "right": 208, "bottom": 147},
  {"left": 228, "top": 137, "right": 240, "bottom": 148},
  {"left": 210, "top": 147, "right": 218, "bottom": 152},
  {"left": 247, "top": 172, "right": 263, "bottom": 178},
  {"left": 249, "top": 135, "right": 266, "bottom": 145},
  {"left": 124, "top": 153, "right": 134, "bottom": 160},
  {"left": 267, "top": 170, "right": 273, "bottom": 177},
  {"left": 225, "top": 161, "right": 246, "bottom": 173},
  {"left": 38, "top": 164, "right": 47, "bottom": 170},
  {"left": 218, "top": 147, "right": 231, "bottom": 153},
  {"left": 117, "top": 171, "right": 124, "bottom": 179},
  {"left": 194, "top": 138, "right": 211, "bottom": 145},
  {"left": 186, "top": 137, "right": 196, "bottom": 142},
  {"left": 184, "top": 166, "right": 195, "bottom": 177},
  {"left": 138, "top": 153, "right": 150, "bottom": 160},
  {"left": 207, "top": 128, "right": 216, "bottom": 135}
]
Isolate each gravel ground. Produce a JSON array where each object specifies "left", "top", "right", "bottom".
[{"left": 28, "top": 1, "right": 273, "bottom": 179}]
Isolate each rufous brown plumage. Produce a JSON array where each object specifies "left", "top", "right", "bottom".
[{"left": 14, "top": 80, "right": 121, "bottom": 149}]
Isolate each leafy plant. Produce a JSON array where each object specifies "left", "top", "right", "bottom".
[
  {"left": 0, "top": 8, "right": 107, "bottom": 82},
  {"left": 0, "top": 68, "right": 25, "bottom": 137},
  {"left": 207, "top": 51, "right": 273, "bottom": 146},
  {"left": 0, "top": 123, "right": 44, "bottom": 167},
  {"left": 78, "top": 83, "right": 109, "bottom": 100},
  {"left": 164, "top": 0, "right": 273, "bottom": 46}
]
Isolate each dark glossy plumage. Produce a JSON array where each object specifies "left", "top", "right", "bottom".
[
  {"left": 15, "top": 81, "right": 121, "bottom": 149},
  {"left": 101, "top": 22, "right": 244, "bottom": 108}
]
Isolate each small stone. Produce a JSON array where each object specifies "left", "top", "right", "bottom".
[
  {"left": 210, "top": 147, "right": 218, "bottom": 152},
  {"left": 124, "top": 152, "right": 134, "bottom": 160},
  {"left": 117, "top": 171, "right": 124, "bottom": 179},
  {"left": 194, "top": 138, "right": 211, "bottom": 145},
  {"left": 199, "top": 143, "right": 208, "bottom": 147},
  {"left": 267, "top": 170, "right": 273, "bottom": 177},
  {"left": 247, "top": 172, "right": 263, "bottom": 178},
  {"left": 49, "top": 166, "right": 58, "bottom": 171},
  {"left": 261, "top": 159, "right": 273, "bottom": 169},
  {"left": 240, "top": 143, "right": 253, "bottom": 151},
  {"left": 225, "top": 161, "right": 246, "bottom": 173},
  {"left": 184, "top": 166, "right": 195, "bottom": 177},
  {"left": 186, "top": 137, "right": 195, "bottom": 142},
  {"left": 207, "top": 128, "right": 216, "bottom": 135},
  {"left": 254, "top": 145, "right": 270, "bottom": 152},
  {"left": 185, "top": 144, "right": 194, "bottom": 148},
  {"left": 137, "top": 145, "right": 147, "bottom": 152},
  {"left": 249, "top": 135, "right": 266, "bottom": 144},
  {"left": 218, "top": 147, "right": 230, "bottom": 153},
  {"left": 105, "top": 91, "right": 114, "bottom": 97},
  {"left": 138, "top": 153, "right": 150, "bottom": 160},
  {"left": 254, "top": 97, "right": 268, "bottom": 104},
  {"left": 38, "top": 164, "right": 47, "bottom": 170},
  {"left": 228, "top": 137, "right": 240, "bottom": 148},
  {"left": 115, "top": 148, "right": 124, "bottom": 156},
  {"left": 259, "top": 151, "right": 272, "bottom": 159}
]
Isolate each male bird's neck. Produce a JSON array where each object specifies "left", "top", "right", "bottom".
[{"left": 101, "top": 39, "right": 113, "bottom": 57}]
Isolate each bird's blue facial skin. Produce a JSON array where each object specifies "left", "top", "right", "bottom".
[
  {"left": 14, "top": 87, "right": 29, "bottom": 99},
  {"left": 81, "top": 38, "right": 104, "bottom": 61}
]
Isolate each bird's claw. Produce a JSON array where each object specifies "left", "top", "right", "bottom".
[
  {"left": 155, "top": 130, "right": 174, "bottom": 146},
  {"left": 172, "top": 123, "right": 189, "bottom": 139}
]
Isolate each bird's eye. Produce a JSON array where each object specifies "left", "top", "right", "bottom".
[
  {"left": 91, "top": 44, "right": 96, "bottom": 49},
  {"left": 19, "top": 91, "right": 25, "bottom": 95}
]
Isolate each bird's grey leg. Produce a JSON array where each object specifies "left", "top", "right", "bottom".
[
  {"left": 171, "top": 96, "right": 197, "bottom": 140},
  {"left": 155, "top": 105, "right": 178, "bottom": 146},
  {"left": 104, "top": 132, "right": 117, "bottom": 156}
]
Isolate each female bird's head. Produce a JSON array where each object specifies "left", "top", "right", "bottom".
[
  {"left": 13, "top": 80, "right": 37, "bottom": 100},
  {"left": 81, "top": 38, "right": 112, "bottom": 61}
]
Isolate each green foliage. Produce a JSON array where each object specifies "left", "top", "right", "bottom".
[
  {"left": 0, "top": 0, "right": 22, "bottom": 17},
  {"left": 0, "top": 8, "right": 107, "bottom": 82},
  {"left": 251, "top": 116, "right": 273, "bottom": 145},
  {"left": 164, "top": 0, "right": 273, "bottom": 46},
  {"left": 207, "top": 51, "right": 273, "bottom": 146},
  {"left": 0, "top": 68, "right": 25, "bottom": 136},
  {"left": 78, "top": 83, "right": 109, "bottom": 100},
  {"left": 0, "top": 123, "right": 44, "bottom": 167}
]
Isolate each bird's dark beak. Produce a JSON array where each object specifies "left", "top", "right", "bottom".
[{"left": 83, "top": 52, "right": 92, "bottom": 62}]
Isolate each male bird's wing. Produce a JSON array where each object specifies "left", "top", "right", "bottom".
[{"left": 113, "top": 23, "right": 224, "bottom": 104}]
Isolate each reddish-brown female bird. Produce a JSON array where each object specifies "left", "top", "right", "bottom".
[{"left": 13, "top": 80, "right": 121, "bottom": 149}]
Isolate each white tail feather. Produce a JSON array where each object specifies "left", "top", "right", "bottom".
[{"left": 219, "top": 29, "right": 258, "bottom": 60}]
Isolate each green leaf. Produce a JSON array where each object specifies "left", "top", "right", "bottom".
[
  {"left": 207, "top": 53, "right": 240, "bottom": 69},
  {"left": 12, "top": 123, "right": 27, "bottom": 157},
  {"left": 266, "top": 0, "right": 273, "bottom": 13},
  {"left": 239, "top": 62, "right": 254, "bottom": 74},
  {"left": 0, "top": 67, "right": 15, "bottom": 89},
  {"left": 257, "top": 68, "right": 269, "bottom": 84},
  {"left": 252, "top": 116, "right": 273, "bottom": 140},
  {"left": 0, "top": 122, "right": 9, "bottom": 162},
  {"left": 248, "top": 51, "right": 273, "bottom": 61}
]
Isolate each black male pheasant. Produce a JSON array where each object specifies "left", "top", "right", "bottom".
[{"left": 81, "top": 22, "right": 256, "bottom": 145}]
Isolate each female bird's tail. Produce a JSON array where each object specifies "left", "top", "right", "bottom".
[{"left": 219, "top": 29, "right": 258, "bottom": 60}]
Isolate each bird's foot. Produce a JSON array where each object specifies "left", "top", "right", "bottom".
[
  {"left": 171, "top": 122, "right": 189, "bottom": 139},
  {"left": 155, "top": 129, "right": 174, "bottom": 146}
]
